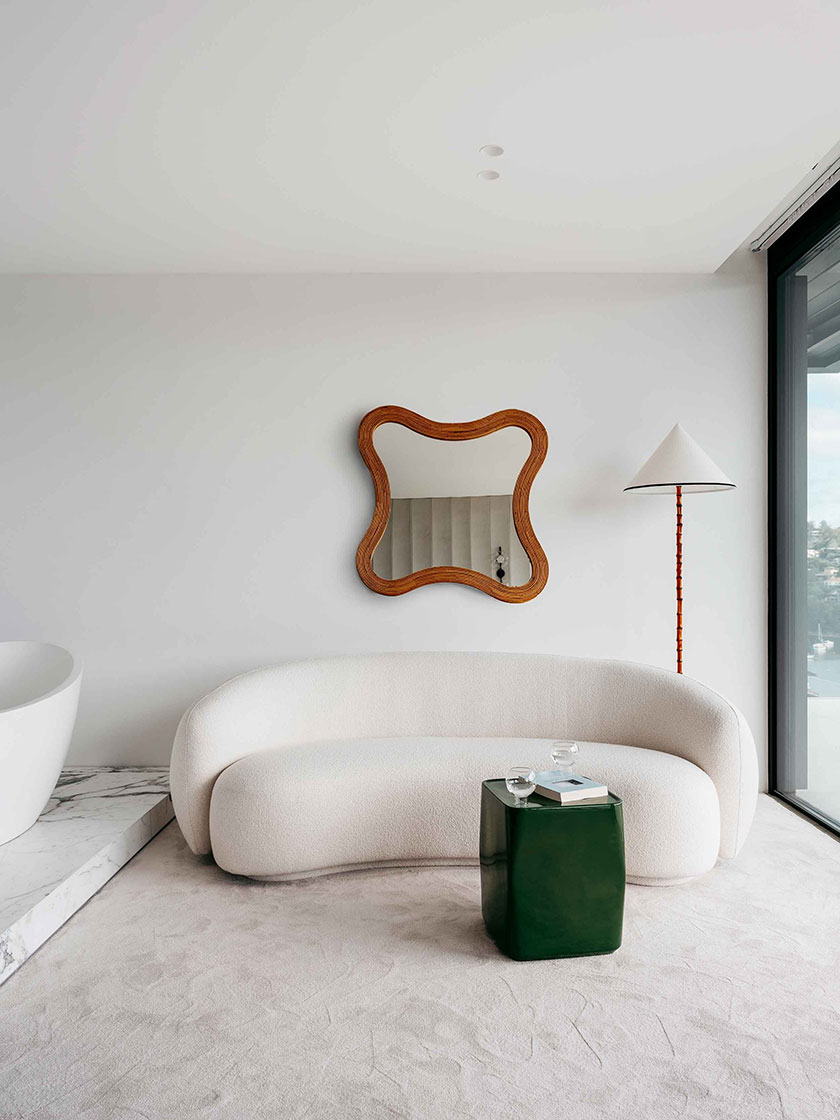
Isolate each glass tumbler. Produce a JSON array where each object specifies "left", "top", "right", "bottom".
[
  {"left": 505, "top": 767, "right": 537, "bottom": 807},
  {"left": 550, "top": 740, "right": 580, "bottom": 773}
]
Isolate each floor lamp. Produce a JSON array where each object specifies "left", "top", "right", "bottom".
[{"left": 624, "top": 424, "right": 734, "bottom": 674}]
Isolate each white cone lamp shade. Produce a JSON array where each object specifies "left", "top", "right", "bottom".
[
  {"left": 624, "top": 424, "right": 734, "bottom": 675},
  {"left": 624, "top": 424, "right": 734, "bottom": 494}
]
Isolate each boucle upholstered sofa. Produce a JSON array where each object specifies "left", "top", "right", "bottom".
[{"left": 170, "top": 652, "right": 758, "bottom": 886}]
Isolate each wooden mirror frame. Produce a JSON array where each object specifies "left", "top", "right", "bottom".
[{"left": 356, "top": 405, "right": 549, "bottom": 602}]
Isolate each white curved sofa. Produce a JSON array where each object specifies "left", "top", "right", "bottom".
[{"left": 170, "top": 652, "right": 758, "bottom": 886}]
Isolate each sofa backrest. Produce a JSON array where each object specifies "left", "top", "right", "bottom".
[{"left": 170, "top": 651, "right": 758, "bottom": 861}]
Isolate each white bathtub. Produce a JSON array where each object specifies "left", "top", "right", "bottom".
[{"left": 0, "top": 642, "right": 82, "bottom": 845}]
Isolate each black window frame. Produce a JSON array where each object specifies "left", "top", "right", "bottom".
[{"left": 769, "top": 179, "right": 840, "bottom": 836}]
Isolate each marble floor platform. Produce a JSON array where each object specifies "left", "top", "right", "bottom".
[{"left": 0, "top": 766, "right": 173, "bottom": 985}]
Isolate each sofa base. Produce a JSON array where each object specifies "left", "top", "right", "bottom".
[
  {"left": 247, "top": 856, "right": 478, "bottom": 882},
  {"left": 237, "top": 855, "right": 710, "bottom": 887},
  {"left": 626, "top": 873, "right": 703, "bottom": 886}
]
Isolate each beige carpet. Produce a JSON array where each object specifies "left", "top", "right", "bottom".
[{"left": 1, "top": 795, "right": 839, "bottom": 1120}]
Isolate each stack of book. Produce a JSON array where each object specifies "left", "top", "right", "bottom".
[{"left": 532, "top": 771, "right": 608, "bottom": 805}]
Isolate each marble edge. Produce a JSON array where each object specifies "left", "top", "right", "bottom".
[{"left": 0, "top": 794, "right": 174, "bottom": 986}]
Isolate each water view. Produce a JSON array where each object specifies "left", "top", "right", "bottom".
[{"left": 808, "top": 653, "right": 840, "bottom": 696}]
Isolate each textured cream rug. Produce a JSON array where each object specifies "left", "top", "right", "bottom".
[{"left": 1, "top": 795, "right": 839, "bottom": 1120}]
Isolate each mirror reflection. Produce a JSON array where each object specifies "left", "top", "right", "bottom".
[{"left": 372, "top": 424, "right": 532, "bottom": 587}]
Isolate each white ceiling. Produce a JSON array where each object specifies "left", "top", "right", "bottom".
[{"left": 2, "top": 1, "right": 840, "bottom": 274}]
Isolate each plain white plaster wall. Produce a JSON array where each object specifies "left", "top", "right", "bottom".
[{"left": 0, "top": 271, "right": 768, "bottom": 782}]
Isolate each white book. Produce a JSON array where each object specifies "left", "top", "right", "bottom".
[{"left": 533, "top": 770, "right": 608, "bottom": 804}]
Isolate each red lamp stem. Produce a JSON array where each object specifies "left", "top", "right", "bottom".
[{"left": 676, "top": 485, "right": 683, "bottom": 674}]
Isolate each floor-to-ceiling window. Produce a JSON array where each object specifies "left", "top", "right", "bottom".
[{"left": 771, "top": 184, "right": 840, "bottom": 833}]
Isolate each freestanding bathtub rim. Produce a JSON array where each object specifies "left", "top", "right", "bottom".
[{"left": 0, "top": 642, "right": 83, "bottom": 715}]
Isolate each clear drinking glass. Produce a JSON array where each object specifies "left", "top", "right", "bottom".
[
  {"left": 505, "top": 767, "right": 536, "bottom": 807},
  {"left": 550, "top": 740, "right": 580, "bottom": 772}
]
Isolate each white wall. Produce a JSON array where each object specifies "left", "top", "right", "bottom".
[{"left": 0, "top": 271, "right": 768, "bottom": 782}]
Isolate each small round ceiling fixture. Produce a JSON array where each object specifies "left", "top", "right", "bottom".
[
  {"left": 477, "top": 169, "right": 500, "bottom": 181},
  {"left": 479, "top": 144, "right": 504, "bottom": 157}
]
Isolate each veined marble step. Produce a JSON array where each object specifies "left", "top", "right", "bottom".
[{"left": 0, "top": 767, "right": 173, "bottom": 985}]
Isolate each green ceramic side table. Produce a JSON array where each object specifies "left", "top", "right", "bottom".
[{"left": 480, "top": 779, "right": 625, "bottom": 962}]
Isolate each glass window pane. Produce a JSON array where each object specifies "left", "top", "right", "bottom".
[{"left": 775, "top": 224, "right": 840, "bottom": 827}]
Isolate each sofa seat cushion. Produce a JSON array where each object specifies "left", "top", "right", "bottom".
[{"left": 209, "top": 736, "right": 720, "bottom": 885}]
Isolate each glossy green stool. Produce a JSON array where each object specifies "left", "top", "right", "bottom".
[{"left": 480, "top": 779, "right": 625, "bottom": 961}]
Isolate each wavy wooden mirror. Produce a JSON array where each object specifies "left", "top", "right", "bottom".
[{"left": 356, "top": 406, "right": 548, "bottom": 602}]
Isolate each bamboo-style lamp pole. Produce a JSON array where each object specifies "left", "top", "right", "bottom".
[
  {"left": 676, "top": 484, "right": 683, "bottom": 672},
  {"left": 624, "top": 424, "right": 734, "bottom": 674}
]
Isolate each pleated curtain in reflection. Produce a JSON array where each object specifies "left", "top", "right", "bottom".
[{"left": 373, "top": 494, "right": 530, "bottom": 585}]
